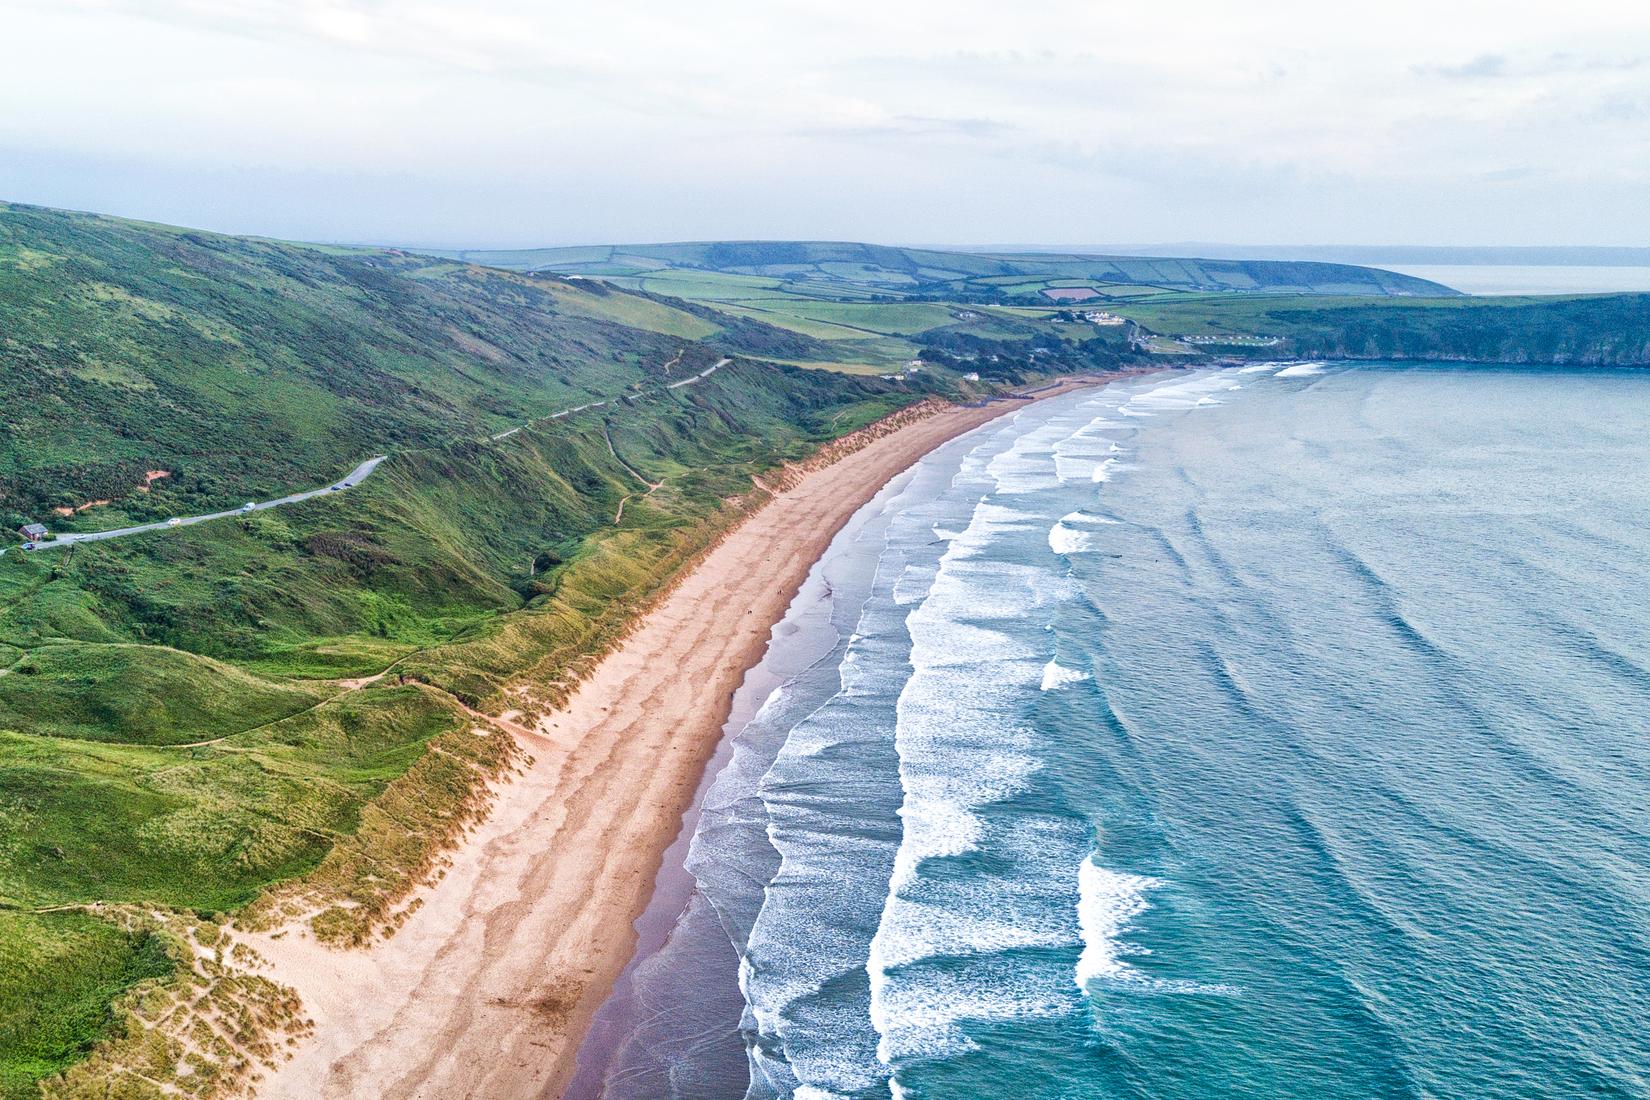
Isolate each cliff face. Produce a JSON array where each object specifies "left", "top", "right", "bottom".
[
  {"left": 1274, "top": 295, "right": 1650, "bottom": 365},
  {"left": 1115, "top": 292, "right": 1650, "bottom": 367}
]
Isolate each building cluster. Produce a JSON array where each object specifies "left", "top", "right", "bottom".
[{"left": 1179, "top": 334, "right": 1283, "bottom": 346}]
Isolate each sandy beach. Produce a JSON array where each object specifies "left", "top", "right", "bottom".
[{"left": 245, "top": 378, "right": 1116, "bottom": 1100}]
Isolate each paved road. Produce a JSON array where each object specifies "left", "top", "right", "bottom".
[
  {"left": 3, "top": 355, "right": 735, "bottom": 559},
  {"left": 667, "top": 357, "right": 729, "bottom": 389},
  {"left": 540, "top": 359, "right": 727, "bottom": 420},
  {"left": 4, "top": 456, "right": 386, "bottom": 558}
]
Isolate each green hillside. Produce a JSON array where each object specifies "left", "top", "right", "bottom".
[
  {"left": 0, "top": 204, "right": 823, "bottom": 530},
  {"left": 431, "top": 240, "right": 1456, "bottom": 300},
  {"left": 426, "top": 239, "right": 1650, "bottom": 374},
  {"left": 421, "top": 240, "right": 1459, "bottom": 374},
  {"left": 409, "top": 244, "right": 1240, "bottom": 374},
  {"left": 0, "top": 205, "right": 997, "bottom": 1097}
]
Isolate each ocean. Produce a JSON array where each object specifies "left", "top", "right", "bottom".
[
  {"left": 573, "top": 363, "right": 1650, "bottom": 1100},
  {"left": 1381, "top": 264, "right": 1650, "bottom": 295}
]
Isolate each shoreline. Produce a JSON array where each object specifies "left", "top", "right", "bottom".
[
  {"left": 243, "top": 373, "right": 1130, "bottom": 1100},
  {"left": 565, "top": 437, "right": 938, "bottom": 1098}
]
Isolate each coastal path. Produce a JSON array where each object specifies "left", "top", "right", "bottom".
[{"left": 2, "top": 456, "right": 387, "bottom": 558}]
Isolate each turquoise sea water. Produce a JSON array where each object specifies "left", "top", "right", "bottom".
[{"left": 579, "top": 363, "right": 1650, "bottom": 1099}]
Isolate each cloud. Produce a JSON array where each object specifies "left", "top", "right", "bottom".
[
  {"left": 1416, "top": 53, "right": 1507, "bottom": 78},
  {"left": 1480, "top": 165, "right": 1541, "bottom": 182},
  {"left": 795, "top": 114, "right": 1020, "bottom": 141},
  {"left": 4, "top": 0, "right": 1650, "bottom": 245}
]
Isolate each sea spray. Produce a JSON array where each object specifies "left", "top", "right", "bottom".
[{"left": 1041, "top": 659, "right": 1090, "bottom": 691}]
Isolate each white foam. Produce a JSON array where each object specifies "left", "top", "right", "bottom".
[
  {"left": 984, "top": 441, "right": 1057, "bottom": 494},
  {"left": 1276, "top": 361, "right": 1327, "bottom": 377},
  {"left": 1048, "top": 520, "right": 1094, "bottom": 556},
  {"left": 1051, "top": 411, "right": 1132, "bottom": 483},
  {"left": 1053, "top": 454, "right": 1101, "bottom": 482},
  {"left": 872, "top": 891, "right": 1072, "bottom": 974},
  {"left": 861, "top": 377, "right": 1263, "bottom": 1080},
  {"left": 1237, "top": 361, "right": 1284, "bottom": 374},
  {"left": 738, "top": 388, "right": 1179, "bottom": 1097},
  {"left": 1075, "top": 857, "right": 1163, "bottom": 987},
  {"left": 1075, "top": 856, "right": 1242, "bottom": 997},
  {"left": 1124, "top": 372, "right": 1245, "bottom": 413},
  {"left": 890, "top": 798, "right": 985, "bottom": 884},
  {"left": 1054, "top": 511, "right": 1121, "bottom": 553},
  {"left": 871, "top": 979, "right": 1069, "bottom": 1065},
  {"left": 997, "top": 397, "right": 1160, "bottom": 490},
  {"left": 868, "top": 480, "right": 1083, "bottom": 1071},
  {"left": 1041, "top": 660, "right": 1089, "bottom": 690}
]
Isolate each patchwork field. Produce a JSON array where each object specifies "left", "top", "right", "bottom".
[{"left": 433, "top": 240, "right": 1457, "bottom": 300}]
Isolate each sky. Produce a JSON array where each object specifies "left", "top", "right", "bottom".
[{"left": 2, "top": 0, "right": 1648, "bottom": 248}]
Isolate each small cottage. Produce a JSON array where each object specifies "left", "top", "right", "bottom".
[{"left": 18, "top": 522, "right": 47, "bottom": 542}]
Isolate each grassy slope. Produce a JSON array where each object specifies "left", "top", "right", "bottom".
[
  {"left": 0, "top": 911, "right": 172, "bottom": 1097},
  {"left": 0, "top": 203, "right": 824, "bottom": 529},
  {"left": 539, "top": 270, "right": 1154, "bottom": 371},
  {"left": 0, "top": 206, "right": 925, "bottom": 1094},
  {"left": 0, "top": 365, "right": 912, "bottom": 1089}
]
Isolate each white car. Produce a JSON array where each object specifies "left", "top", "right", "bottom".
[
  {"left": 242, "top": 502, "right": 257, "bottom": 512},
  {"left": 167, "top": 517, "right": 182, "bottom": 527}
]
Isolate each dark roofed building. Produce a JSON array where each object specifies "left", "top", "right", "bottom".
[{"left": 18, "top": 523, "right": 47, "bottom": 541}]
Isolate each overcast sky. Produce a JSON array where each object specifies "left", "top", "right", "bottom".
[{"left": 2, "top": 0, "right": 1648, "bottom": 248}]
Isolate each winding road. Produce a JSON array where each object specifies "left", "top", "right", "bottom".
[
  {"left": 3, "top": 456, "right": 388, "bottom": 557},
  {"left": 4, "top": 356, "right": 734, "bottom": 558}
]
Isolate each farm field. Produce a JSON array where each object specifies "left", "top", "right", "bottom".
[
  {"left": 418, "top": 242, "right": 1488, "bottom": 372},
  {"left": 431, "top": 241, "right": 1458, "bottom": 302},
  {"left": 423, "top": 242, "right": 1650, "bottom": 375}
]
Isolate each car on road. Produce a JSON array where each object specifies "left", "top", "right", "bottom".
[
  {"left": 22, "top": 542, "right": 37, "bottom": 551},
  {"left": 242, "top": 502, "right": 257, "bottom": 512},
  {"left": 167, "top": 518, "right": 182, "bottom": 527},
  {"left": 330, "top": 484, "right": 343, "bottom": 492}
]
